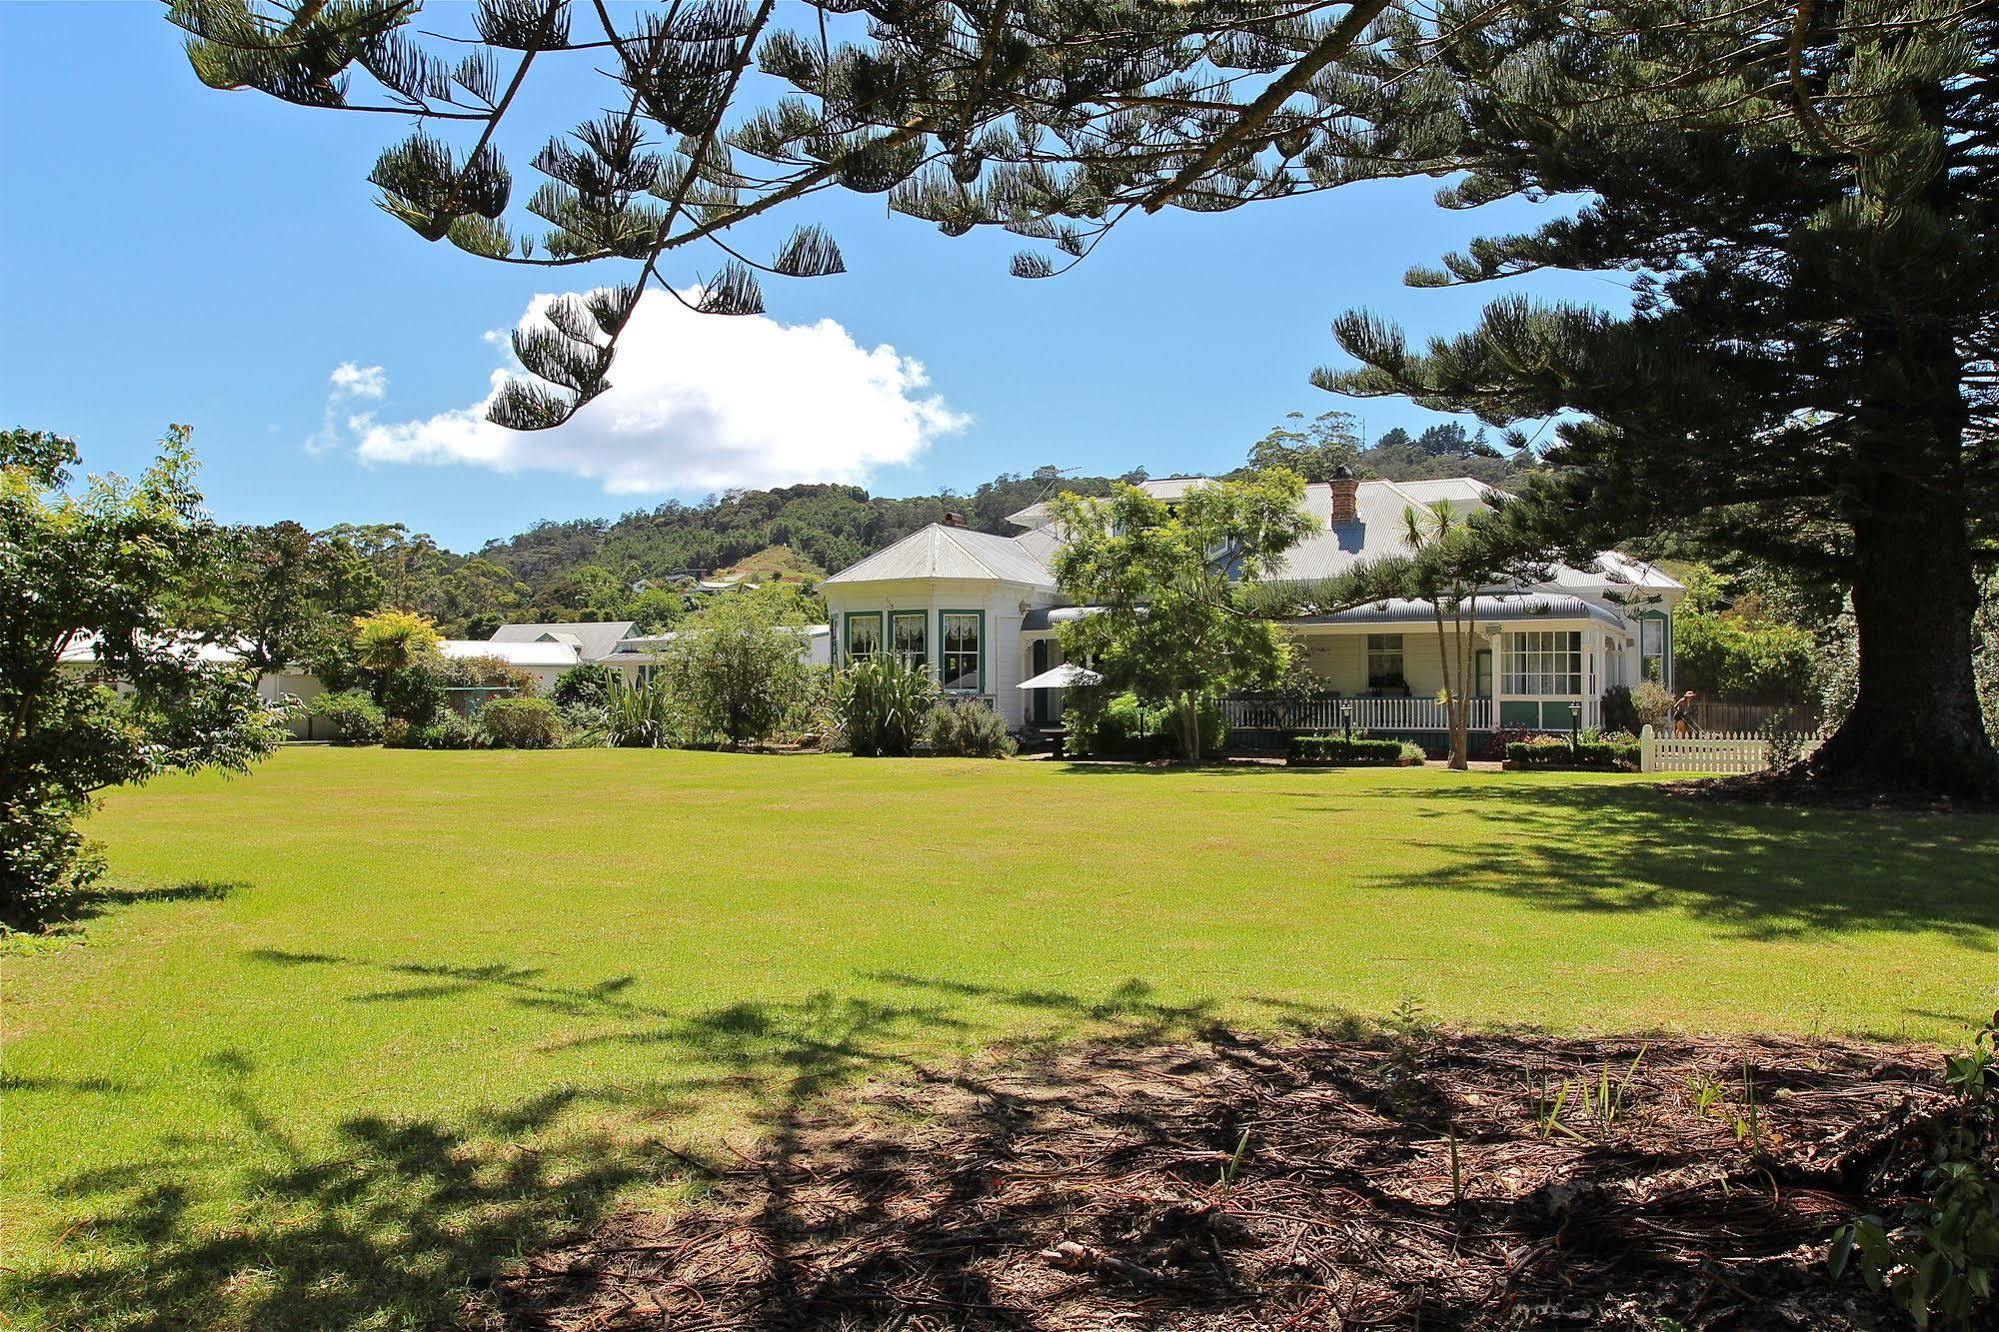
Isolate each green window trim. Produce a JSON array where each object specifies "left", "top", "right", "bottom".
[
  {"left": 842, "top": 610, "right": 884, "bottom": 665},
  {"left": 889, "top": 609, "right": 929, "bottom": 672},
  {"left": 938, "top": 608, "right": 985, "bottom": 695}
]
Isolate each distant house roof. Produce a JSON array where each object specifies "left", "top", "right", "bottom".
[
  {"left": 1005, "top": 476, "right": 1214, "bottom": 529},
  {"left": 490, "top": 621, "right": 636, "bottom": 661},
  {"left": 822, "top": 523, "right": 1056, "bottom": 589},
  {"left": 59, "top": 633, "right": 250, "bottom": 667},
  {"left": 443, "top": 639, "right": 580, "bottom": 667}
]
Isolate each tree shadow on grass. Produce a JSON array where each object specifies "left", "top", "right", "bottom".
[
  {"left": 4, "top": 958, "right": 1290, "bottom": 1332},
  {"left": 1318, "top": 781, "right": 1999, "bottom": 946}
]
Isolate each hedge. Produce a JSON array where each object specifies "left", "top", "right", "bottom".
[
  {"left": 1287, "top": 735, "right": 1408, "bottom": 766},
  {"left": 1506, "top": 739, "right": 1640, "bottom": 771}
]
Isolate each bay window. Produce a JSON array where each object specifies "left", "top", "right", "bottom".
[{"left": 1503, "top": 630, "right": 1582, "bottom": 695}]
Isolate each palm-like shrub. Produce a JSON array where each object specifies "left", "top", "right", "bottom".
[
  {"left": 603, "top": 675, "right": 677, "bottom": 748},
  {"left": 837, "top": 655, "right": 935, "bottom": 757},
  {"left": 923, "top": 701, "right": 1016, "bottom": 758}
]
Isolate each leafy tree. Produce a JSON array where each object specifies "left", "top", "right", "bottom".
[
  {"left": 1240, "top": 411, "right": 1361, "bottom": 482},
  {"left": 1674, "top": 611, "right": 1820, "bottom": 705},
  {"left": 1052, "top": 471, "right": 1313, "bottom": 762},
  {"left": 551, "top": 662, "right": 616, "bottom": 708},
  {"left": 191, "top": 521, "right": 381, "bottom": 679},
  {"left": 1, "top": 427, "right": 284, "bottom": 929},
  {"left": 665, "top": 592, "right": 809, "bottom": 748}
]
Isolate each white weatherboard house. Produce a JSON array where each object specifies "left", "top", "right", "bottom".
[{"left": 820, "top": 474, "right": 1685, "bottom": 737}]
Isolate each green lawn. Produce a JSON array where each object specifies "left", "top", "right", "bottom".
[{"left": 5, "top": 748, "right": 1996, "bottom": 1330}]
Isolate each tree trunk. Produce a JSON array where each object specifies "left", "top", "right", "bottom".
[
  {"left": 1810, "top": 434, "right": 1998, "bottom": 799},
  {"left": 1180, "top": 690, "right": 1202, "bottom": 763}
]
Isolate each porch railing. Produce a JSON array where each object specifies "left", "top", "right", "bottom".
[{"left": 1220, "top": 694, "right": 1492, "bottom": 733}]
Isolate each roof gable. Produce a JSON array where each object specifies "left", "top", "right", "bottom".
[
  {"left": 490, "top": 620, "right": 636, "bottom": 660},
  {"left": 822, "top": 524, "right": 1055, "bottom": 588}
]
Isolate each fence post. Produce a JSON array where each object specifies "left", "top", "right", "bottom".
[{"left": 1639, "top": 724, "right": 1657, "bottom": 773}]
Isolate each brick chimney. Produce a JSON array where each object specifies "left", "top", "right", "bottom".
[
  {"left": 1327, "top": 466, "right": 1359, "bottom": 526},
  {"left": 941, "top": 510, "right": 966, "bottom": 528}
]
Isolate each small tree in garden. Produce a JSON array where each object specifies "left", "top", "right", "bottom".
[
  {"left": 837, "top": 654, "right": 936, "bottom": 758},
  {"left": 666, "top": 593, "right": 807, "bottom": 748},
  {"left": 0, "top": 427, "right": 284, "bottom": 929},
  {"left": 352, "top": 609, "right": 441, "bottom": 676},
  {"left": 1052, "top": 471, "right": 1312, "bottom": 763},
  {"left": 552, "top": 663, "right": 615, "bottom": 708}
]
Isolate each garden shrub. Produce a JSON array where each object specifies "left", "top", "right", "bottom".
[
  {"left": 377, "top": 665, "right": 446, "bottom": 726},
  {"left": 447, "top": 654, "right": 539, "bottom": 696},
  {"left": 477, "top": 697, "right": 564, "bottom": 749},
  {"left": 1064, "top": 691, "right": 1184, "bottom": 758},
  {"left": 406, "top": 710, "right": 478, "bottom": 750},
  {"left": 1165, "top": 693, "right": 1228, "bottom": 757},
  {"left": 309, "top": 690, "right": 385, "bottom": 745},
  {"left": 603, "top": 675, "right": 678, "bottom": 748},
  {"left": 557, "top": 702, "right": 610, "bottom": 745},
  {"left": 1601, "top": 686, "right": 1639, "bottom": 735},
  {"left": 1398, "top": 741, "right": 1429, "bottom": 764},
  {"left": 1506, "top": 738, "right": 1641, "bottom": 770},
  {"left": 1287, "top": 735, "right": 1409, "bottom": 766},
  {"left": 552, "top": 663, "right": 614, "bottom": 708},
  {"left": 1630, "top": 681, "right": 1674, "bottom": 729},
  {"left": 923, "top": 702, "right": 1017, "bottom": 758},
  {"left": 837, "top": 655, "right": 934, "bottom": 757}
]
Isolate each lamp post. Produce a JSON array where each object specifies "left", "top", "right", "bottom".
[
  {"left": 1568, "top": 699, "right": 1582, "bottom": 756},
  {"left": 1341, "top": 702, "right": 1353, "bottom": 740}
]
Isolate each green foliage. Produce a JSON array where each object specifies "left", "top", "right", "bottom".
[
  {"left": 665, "top": 594, "right": 809, "bottom": 748},
  {"left": 309, "top": 691, "right": 386, "bottom": 746},
  {"left": 476, "top": 697, "right": 563, "bottom": 750},
  {"left": 1053, "top": 472, "right": 1312, "bottom": 762},
  {"left": 602, "top": 675, "right": 678, "bottom": 749},
  {"left": 376, "top": 666, "right": 446, "bottom": 727},
  {"left": 1673, "top": 610, "right": 1818, "bottom": 703},
  {"left": 352, "top": 609, "right": 441, "bottom": 677},
  {"left": 1978, "top": 574, "right": 1999, "bottom": 743},
  {"left": 1831, "top": 1015, "right": 1999, "bottom": 1329},
  {"left": 398, "top": 710, "right": 478, "bottom": 751},
  {"left": 1287, "top": 735, "right": 1409, "bottom": 766},
  {"left": 1, "top": 425, "right": 282, "bottom": 928},
  {"left": 1507, "top": 739, "right": 1640, "bottom": 771},
  {"left": 444, "top": 653, "right": 538, "bottom": 696},
  {"left": 837, "top": 655, "right": 935, "bottom": 758},
  {"left": 922, "top": 702, "right": 1016, "bottom": 759},
  {"left": 184, "top": 521, "right": 381, "bottom": 677},
  {"left": 551, "top": 663, "right": 615, "bottom": 709}
]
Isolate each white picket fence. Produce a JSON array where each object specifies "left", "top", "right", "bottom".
[{"left": 1637, "top": 724, "right": 1824, "bottom": 774}]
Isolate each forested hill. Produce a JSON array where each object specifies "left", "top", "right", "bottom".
[{"left": 476, "top": 467, "right": 1130, "bottom": 589}]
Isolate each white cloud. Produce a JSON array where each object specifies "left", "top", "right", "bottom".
[
  {"left": 354, "top": 290, "right": 967, "bottom": 495},
  {"left": 329, "top": 362, "right": 388, "bottom": 399},
  {"left": 306, "top": 361, "right": 390, "bottom": 454}
]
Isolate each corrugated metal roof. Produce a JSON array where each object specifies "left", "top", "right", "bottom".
[
  {"left": 1289, "top": 593, "right": 1629, "bottom": 629},
  {"left": 1020, "top": 605, "right": 1102, "bottom": 632},
  {"left": 822, "top": 523, "right": 1055, "bottom": 588},
  {"left": 491, "top": 620, "right": 636, "bottom": 660},
  {"left": 444, "top": 639, "right": 580, "bottom": 667}
]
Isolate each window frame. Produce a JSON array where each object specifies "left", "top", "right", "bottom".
[
  {"left": 888, "top": 610, "right": 929, "bottom": 673},
  {"left": 938, "top": 609, "right": 985, "bottom": 694},
  {"left": 1366, "top": 633, "right": 1406, "bottom": 691},
  {"left": 1502, "top": 629, "right": 1583, "bottom": 696},
  {"left": 843, "top": 610, "right": 884, "bottom": 665}
]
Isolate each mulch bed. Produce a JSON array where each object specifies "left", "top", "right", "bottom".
[{"left": 478, "top": 1029, "right": 1974, "bottom": 1330}]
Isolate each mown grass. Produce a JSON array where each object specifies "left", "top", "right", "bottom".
[{"left": 4, "top": 747, "right": 1996, "bottom": 1330}]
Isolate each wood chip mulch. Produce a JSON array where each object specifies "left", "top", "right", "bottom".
[{"left": 477, "top": 1029, "right": 1975, "bottom": 1330}]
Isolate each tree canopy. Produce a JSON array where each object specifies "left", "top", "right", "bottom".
[
  {"left": 0, "top": 427, "right": 285, "bottom": 927},
  {"left": 1052, "top": 471, "right": 1312, "bottom": 762}
]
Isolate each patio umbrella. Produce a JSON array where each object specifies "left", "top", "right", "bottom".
[{"left": 1016, "top": 662, "right": 1102, "bottom": 690}]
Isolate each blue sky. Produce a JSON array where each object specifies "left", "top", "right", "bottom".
[{"left": 1, "top": 3, "right": 1606, "bottom": 553}]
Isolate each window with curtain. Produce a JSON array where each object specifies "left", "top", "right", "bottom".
[
  {"left": 889, "top": 610, "right": 927, "bottom": 672},
  {"left": 1366, "top": 634, "right": 1405, "bottom": 689},
  {"left": 940, "top": 612, "right": 982, "bottom": 692},
  {"left": 844, "top": 612, "right": 882, "bottom": 663},
  {"left": 1640, "top": 617, "right": 1665, "bottom": 681},
  {"left": 1503, "top": 630, "right": 1582, "bottom": 695}
]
